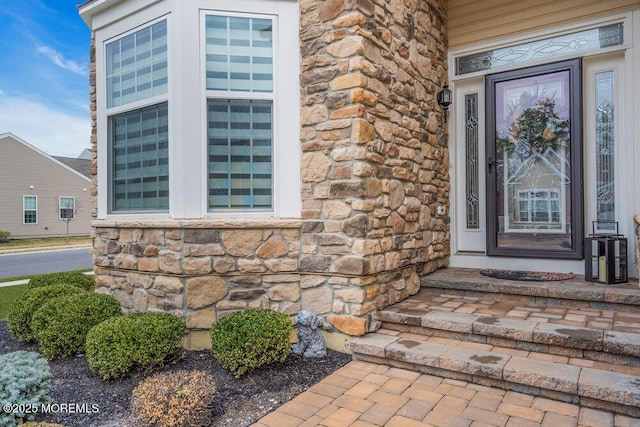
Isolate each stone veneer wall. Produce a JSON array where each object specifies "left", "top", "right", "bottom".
[
  {"left": 88, "top": 0, "right": 449, "bottom": 350},
  {"left": 93, "top": 221, "right": 302, "bottom": 348},
  {"left": 297, "top": 0, "right": 449, "bottom": 336}
]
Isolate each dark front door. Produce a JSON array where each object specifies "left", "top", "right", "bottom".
[{"left": 485, "top": 59, "right": 583, "bottom": 259}]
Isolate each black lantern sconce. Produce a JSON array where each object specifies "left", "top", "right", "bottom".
[
  {"left": 437, "top": 84, "right": 452, "bottom": 123},
  {"left": 585, "top": 221, "right": 628, "bottom": 284}
]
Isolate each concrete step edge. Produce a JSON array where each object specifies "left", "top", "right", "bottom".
[
  {"left": 378, "top": 308, "right": 640, "bottom": 360},
  {"left": 420, "top": 276, "right": 640, "bottom": 307},
  {"left": 349, "top": 332, "right": 640, "bottom": 415}
]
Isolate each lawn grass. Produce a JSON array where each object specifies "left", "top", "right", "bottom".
[
  {"left": 0, "top": 269, "right": 93, "bottom": 320},
  {"left": 0, "top": 284, "right": 28, "bottom": 320},
  {"left": 0, "top": 236, "right": 91, "bottom": 251}
]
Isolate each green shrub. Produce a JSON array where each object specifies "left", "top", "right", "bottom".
[
  {"left": 0, "top": 351, "right": 51, "bottom": 427},
  {"left": 132, "top": 370, "right": 216, "bottom": 427},
  {"left": 210, "top": 309, "right": 292, "bottom": 377},
  {"left": 7, "top": 285, "right": 85, "bottom": 342},
  {"left": 28, "top": 271, "right": 94, "bottom": 291},
  {"left": 86, "top": 312, "right": 185, "bottom": 380},
  {"left": 31, "top": 293, "right": 122, "bottom": 360},
  {"left": 0, "top": 230, "right": 10, "bottom": 243}
]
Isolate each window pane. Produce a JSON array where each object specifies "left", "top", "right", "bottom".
[
  {"left": 106, "top": 20, "right": 168, "bottom": 108},
  {"left": 595, "top": 71, "right": 615, "bottom": 230},
  {"left": 110, "top": 103, "right": 169, "bottom": 212},
  {"left": 23, "top": 196, "right": 37, "bottom": 224},
  {"left": 456, "top": 23, "right": 623, "bottom": 76},
  {"left": 60, "top": 197, "right": 75, "bottom": 219},
  {"left": 207, "top": 99, "right": 272, "bottom": 210},
  {"left": 464, "top": 93, "right": 479, "bottom": 229},
  {"left": 205, "top": 15, "right": 273, "bottom": 92}
]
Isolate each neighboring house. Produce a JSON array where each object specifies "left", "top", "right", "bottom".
[
  {"left": 78, "top": 0, "right": 640, "bottom": 349},
  {"left": 0, "top": 133, "right": 93, "bottom": 239}
]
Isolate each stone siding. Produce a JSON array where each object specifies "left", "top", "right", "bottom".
[
  {"left": 93, "top": 220, "right": 302, "bottom": 348},
  {"left": 88, "top": 0, "right": 450, "bottom": 349},
  {"left": 298, "top": 0, "right": 449, "bottom": 334}
]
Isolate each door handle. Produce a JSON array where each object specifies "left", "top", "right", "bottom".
[{"left": 487, "top": 157, "right": 494, "bottom": 174}]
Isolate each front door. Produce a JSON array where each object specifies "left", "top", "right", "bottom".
[
  {"left": 485, "top": 59, "right": 583, "bottom": 258},
  {"left": 454, "top": 53, "right": 628, "bottom": 266}
]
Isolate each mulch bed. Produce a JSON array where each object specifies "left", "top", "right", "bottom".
[{"left": 0, "top": 321, "right": 351, "bottom": 427}]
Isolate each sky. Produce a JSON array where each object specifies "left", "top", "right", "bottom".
[{"left": 0, "top": 1, "right": 92, "bottom": 158}]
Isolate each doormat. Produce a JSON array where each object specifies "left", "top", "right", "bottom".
[{"left": 480, "top": 269, "right": 576, "bottom": 282}]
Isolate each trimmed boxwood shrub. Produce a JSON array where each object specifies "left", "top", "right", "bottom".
[
  {"left": 210, "top": 309, "right": 292, "bottom": 377},
  {"left": 85, "top": 312, "right": 185, "bottom": 380},
  {"left": 28, "top": 271, "right": 94, "bottom": 291},
  {"left": 7, "top": 285, "right": 85, "bottom": 342},
  {"left": 0, "top": 351, "right": 51, "bottom": 427},
  {"left": 31, "top": 293, "right": 122, "bottom": 360}
]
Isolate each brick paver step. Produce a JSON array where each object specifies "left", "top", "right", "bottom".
[
  {"left": 421, "top": 268, "right": 640, "bottom": 313},
  {"left": 350, "top": 330, "right": 640, "bottom": 418},
  {"left": 378, "top": 289, "right": 640, "bottom": 367}
]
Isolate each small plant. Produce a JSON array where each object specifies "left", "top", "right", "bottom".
[
  {"left": 86, "top": 312, "right": 185, "bottom": 380},
  {"left": 28, "top": 271, "right": 94, "bottom": 291},
  {"left": 132, "top": 370, "right": 216, "bottom": 427},
  {"left": 0, "top": 230, "right": 10, "bottom": 243},
  {"left": 210, "top": 308, "right": 292, "bottom": 377},
  {"left": 7, "top": 285, "right": 85, "bottom": 342},
  {"left": 0, "top": 351, "right": 51, "bottom": 427},
  {"left": 31, "top": 293, "right": 122, "bottom": 360}
]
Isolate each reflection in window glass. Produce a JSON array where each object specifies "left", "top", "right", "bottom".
[
  {"left": 106, "top": 20, "right": 168, "bottom": 107},
  {"left": 110, "top": 103, "right": 169, "bottom": 212},
  {"left": 207, "top": 99, "right": 273, "bottom": 210}
]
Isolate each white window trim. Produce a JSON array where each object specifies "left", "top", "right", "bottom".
[
  {"left": 449, "top": 12, "right": 632, "bottom": 82},
  {"left": 100, "top": 12, "right": 172, "bottom": 217},
  {"left": 193, "top": 0, "right": 300, "bottom": 219},
  {"left": 59, "top": 196, "right": 76, "bottom": 220},
  {"left": 93, "top": 0, "right": 300, "bottom": 220},
  {"left": 23, "top": 195, "right": 38, "bottom": 225}
]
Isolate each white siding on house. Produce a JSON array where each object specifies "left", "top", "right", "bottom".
[{"left": 0, "top": 134, "right": 93, "bottom": 238}]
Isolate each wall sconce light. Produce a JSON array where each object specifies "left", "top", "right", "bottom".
[
  {"left": 437, "top": 84, "right": 452, "bottom": 123},
  {"left": 29, "top": 185, "right": 34, "bottom": 189}
]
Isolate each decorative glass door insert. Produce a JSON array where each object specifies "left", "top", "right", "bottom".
[{"left": 486, "top": 60, "right": 583, "bottom": 258}]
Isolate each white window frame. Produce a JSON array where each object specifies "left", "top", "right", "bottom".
[
  {"left": 92, "top": 0, "right": 300, "bottom": 220},
  {"left": 197, "top": 1, "right": 300, "bottom": 219},
  {"left": 59, "top": 196, "right": 76, "bottom": 220},
  {"left": 202, "top": 11, "right": 276, "bottom": 213},
  {"left": 94, "top": 1, "right": 173, "bottom": 220},
  {"left": 104, "top": 16, "right": 170, "bottom": 215},
  {"left": 23, "top": 195, "right": 37, "bottom": 225}
]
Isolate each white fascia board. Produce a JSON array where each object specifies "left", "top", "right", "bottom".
[{"left": 79, "top": 0, "right": 163, "bottom": 30}]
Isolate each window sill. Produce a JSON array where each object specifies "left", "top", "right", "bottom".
[{"left": 92, "top": 218, "right": 302, "bottom": 230}]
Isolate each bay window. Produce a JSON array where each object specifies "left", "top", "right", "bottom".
[
  {"left": 90, "top": 0, "right": 299, "bottom": 219},
  {"left": 205, "top": 14, "right": 275, "bottom": 212},
  {"left": 106, "top": 19, "right": 169, "bottom": 213}
]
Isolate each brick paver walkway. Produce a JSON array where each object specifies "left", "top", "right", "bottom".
[
  {"left": 390, "top": 291, "right": 640, "bottom": 334},
  {"left": 252, "top": 361, "right": 640, "bottom": 427}
]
